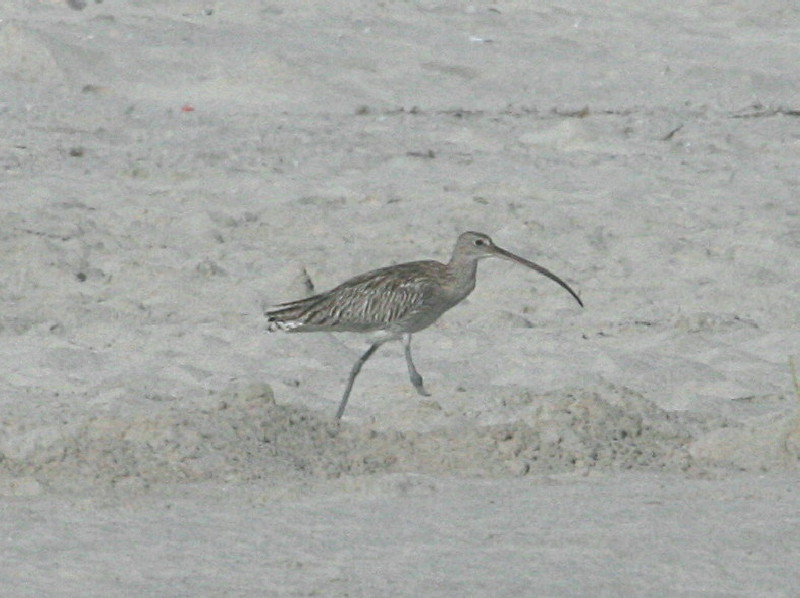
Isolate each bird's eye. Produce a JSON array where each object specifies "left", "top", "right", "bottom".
[{"left": 474, "top": 238, "right": 485, "bottom": 246}]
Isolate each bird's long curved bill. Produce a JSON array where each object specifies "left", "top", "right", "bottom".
[{"left": 492, "top": 246, "right": 584, "bottom": 307}]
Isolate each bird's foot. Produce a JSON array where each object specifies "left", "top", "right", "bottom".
[{"left": 410, "top": 374, "right": 431, "bottom": 396}]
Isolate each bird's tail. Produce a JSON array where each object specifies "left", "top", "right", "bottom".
[{"left": 264, "top": 296, "right": 322, "bottom": 332}]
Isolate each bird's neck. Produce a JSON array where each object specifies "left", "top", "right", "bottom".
[{"left": 446, "top": 255, "right": 478, "bottom": 299}]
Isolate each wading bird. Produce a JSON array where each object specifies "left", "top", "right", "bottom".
[{"left": 266, "top": 232, "right": 583, "bottom": 419}]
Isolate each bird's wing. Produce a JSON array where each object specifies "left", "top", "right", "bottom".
[{"left": 266, "top": 262, "right": 441, "bottom": 333}]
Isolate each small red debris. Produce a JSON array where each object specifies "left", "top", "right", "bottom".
[{"left": 181, "top": 104, "right": 195, "bottom": 112}]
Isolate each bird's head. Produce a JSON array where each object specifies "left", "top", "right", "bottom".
[{"left": 453, "top": 231, "right": 583, "bottom": 307}]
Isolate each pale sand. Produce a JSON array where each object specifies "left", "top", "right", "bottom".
[{"left": 1, "top": 1, "right": 799, "bottom": 595}]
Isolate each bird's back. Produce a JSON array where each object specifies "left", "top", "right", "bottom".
[{"left": 266, "top": 260, "right": 459, "bottom": 334}]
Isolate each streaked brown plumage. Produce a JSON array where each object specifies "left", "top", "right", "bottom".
[{"left": 265, "top": 231, "right": 583, "bottom": 419}]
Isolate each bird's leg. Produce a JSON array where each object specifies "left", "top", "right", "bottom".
[
  {"left": 402, "top": 334, "right": 430, "bottom": 397},
  {"left": 335, "top": 341, "right": 383, "bottom": 420}
]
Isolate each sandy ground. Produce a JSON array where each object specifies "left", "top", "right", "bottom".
[{"left": 1, "top": 0, "right": 800, "bottom": 595}]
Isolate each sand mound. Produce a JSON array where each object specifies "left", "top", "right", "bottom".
[{"left": 2, "top": 381, "right": 795, "bottom": 495}]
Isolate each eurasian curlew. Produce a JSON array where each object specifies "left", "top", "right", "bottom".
[{"left": 265, "top": 232, "right": 583, "bottom": 419}]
